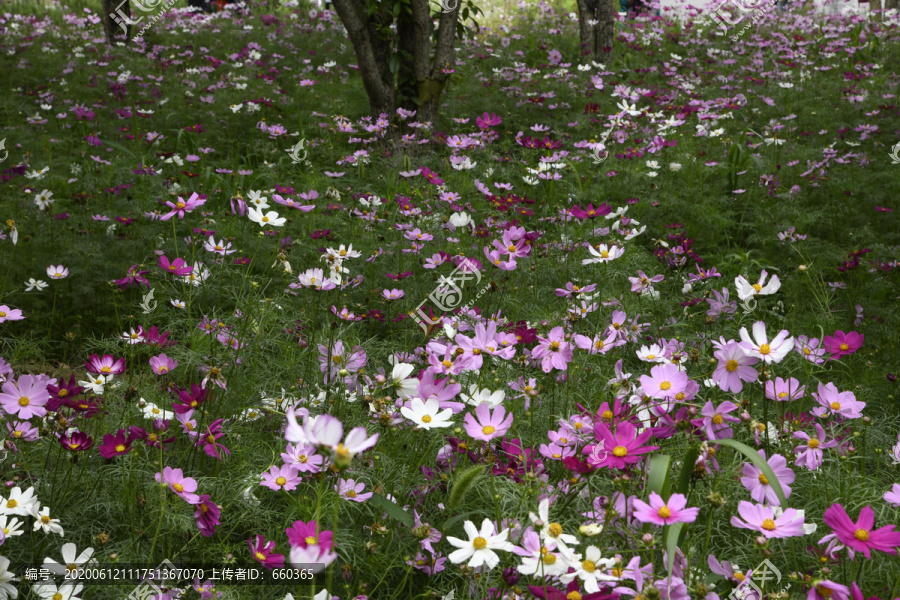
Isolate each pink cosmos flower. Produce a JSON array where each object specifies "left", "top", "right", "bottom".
[
  {"left": 161, "top": 192, "right": 207, "bottom": 221},
  {"left": 382, "top": 288, "right": 405, "bottom": 300},
  {"left": 822, "top": 503, "right": 900, "bottom": 558},
  {"left": 248, "top": 534, "right": 285, "bottom": 569},
  {"left": 795, "top": 335, "right": 826, "bottom": 364},
  {"left": 639, "top": 362, "right": 688, "bottom": 400},
  {"left": 336, "top": 478, "right": 372, "bottom": 502},
  {"left": 300, "top": 414, "right": 379, "bottom": 464},
  {"left": 810, "top": 382, "right": 865, "bottom": 419},
  {"left": 823, "top": 330, "right": 864, "bottom": 360},
  {"left": 573, "top": 331, "right": 623, "bottom": 355},
  {"left": 0, "top": 306, "right": 25, "bottom": 323},
  {"left": 463, "top": 403, "right": 513, "bottom": 442},
  {"left": 883, "top": 484, "right": 900, "bottom": 507},
  {"left": 711, "top": 342, "right": 758, "bottom": 393},
  {"left": 694, "top": 400, "right": 740, "bottom": 441},
  {"left": 531, "top": 326, "right": 573, "bottom": 373},
  {"left": 281, "top": 443, "right": 324, "bottom": 474},
  {"left": 585, "top": 421, "right": 658, "bottom": 470},
  {"left": 149, "top": 353, "right": 178, "bottom": 375},
  {"left": 85, "top": 354, "right": 126, "bottom": 376},
  {"left": 808, "top": 581, "right": 850, "bottom": 600},
  {"left": 628, "top": 271, "right": 664, "bottom": 293},
  {"left": 765, "top": 377, "right": 805, "bottom": 402},
  {"left": 740, "top": 450, "right": 794, "bottom": 506},
  {"left": 739, "top": 321, "right": 794, "bottom": 364},
  {"left": 632, "top": 492, "right": 699, "bottom": 526},
  {"left": 0, "top": 374, "right": 50, "bottom": 420},
  {"left": 46, "top": 265, "right": 69, "bottom": 280},
  {"left": 730, "top": 501, "right": 807, "bottom": 538},
  {"left": 155, "top": 466, "right": 201, "bottom": 504},
  {"left": 158, "top": 255, "right": 193, "bottom": 276},
  {"left": 793, "top": 424, "right": 839, "bottom": 471},
  {"left": 260, "top": 464, "right": 301, "bottom": 491}
]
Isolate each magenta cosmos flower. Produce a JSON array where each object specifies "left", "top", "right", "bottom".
[
  {"left": 149, "top": 353, "right": 178, "bottom": 375},
  {"left": 531, "top": 326, "right": 573, "bottom": 373},
  {"left": 158, "top": 255, "right": 193, "bottom": 276},
  {"left": 194, "top": 495, "right": 221, "bottom": 537},
  {"left": 0, "top": 306, "right": 24, "bottom": 323},
  {"left": 639, "top": 362, "right": 688, "bottom": 400},
  {"left": 694, "top": 400, "right": 740, "bottom": 441},
  {"left": 823, "top": 330, "right": 864, "bottom": 360},
  {"left": 822, "top": 504, "right": 900, "bottom": 558},
  {"left": 632, "top": 492, "right": 699, "bottom": 526},
  {"left": 156, "top": 466, "right": 201, "bottom": 504},
  {"left": 85, "top": 354, "right": 126, "bottom": 376},
  {"left": 740, "top": 450, "right": 794, "bottom": 506},
  {"left": 286, "top": 519, "right": 334, "bottom": 551},
  {"left": 585, "top": 421, "right": 658, "bottom": 470},
  {"left": 711, "top": 342, "right": 758, "bottom": 393},
  {"left": 730, "top": 501, "right": 807, "bottom": 538},
  {"left": 98, "top": 429, "right": 138, "bottom": 458},
  {"left": 248, "top": 534, "right": 285, "bottom": 569},
  {"left": 464, "top": 403, "right": 513, "bottom": 442},
  {"left": 765, "top": 376, "right": 805, "bottom": 402},
  {"left": 160, "top": 192, "right": 207, "bottom": 221},
  {"left": 810, "top": 382, "right": 865, "bottom": 419},
  {"left": 808, "top": 581, "right": 850, "bottom": 600},
  {"left": 0, "top": 374, "right": 50, "bottom": 419}
]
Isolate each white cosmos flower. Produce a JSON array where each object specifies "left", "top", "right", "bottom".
[
  {"left": 0, "top": 556, "right": 17, "bottom": 600},
  {"left": 32, "top": 505, "right": 64, "bottom": 535},
  {"left": 0, "top": 516, "right": 25, "bottom": 538},
  {"left": 735, "top": 270, "right": 781, "bottom": 302},
  {"left": 25, "top": 278, "right": 48, "bottom": 292},
  {"left": 583, "top": 243, "right": 624, "bottom": 265},
  {"left": 78, "top": 373, "right": 111, "bottom": 394},
  {"left": 43, "top": 542, "right": 96, "bottom": 576},
  {"left": 399, "top": 398, "right": 454, "bottom": 430},
  {"left": 460, "top": 385, "right": 505, "bottom": 408},
  {"left": 446, "top": 519, "right": 515, "bottom": 570},
  {"left": 33, "top": 582, "right": 83, "bottom": 600},
  {"left": 738, "top": 321, "right": 794, "bottom": 364},
  {"left": 390, "top": 363, "right": 419, "bottom": 399},
  {"left": 0, "top": 487, "right": 38, "bottom": 517},
  {"left": 140, "top": 401, "right": 174, "bottom": 420},
  {"left": 529, "top": 498, "right": 580, "bottom": 552},
  {"left": 559, "top": 545, "right": 618, "bottom": 593},
  {"left": 248, "top": 207, "right": 286, "bottom": 227}
]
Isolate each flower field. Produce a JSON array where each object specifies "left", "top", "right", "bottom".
[{"left": 1, "top": 0, "right": 900, "bottom": 599}]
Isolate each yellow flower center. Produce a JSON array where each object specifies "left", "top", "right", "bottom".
[
  {"left": 542, "top": 553, "right": 557, "bottom": 565},
  {"left": 831, "top": 402, "right": 841, "bottom": 410},
  {"left": 712, "top": 415, "right": 724, "bottom": 424},
  {"left": 508, "top": 245, "right": 516, "bottom": 252},
  {"left": 101, "top": 366, "right": 111, "bottom": 373},
  {"left": 758, "top": 473, "right": 769, "bottom": 485},
  {"left": 568, "top": 593, "right": 583, "bottom": 600},
  {"left": 6, "top": 500, "right": 17, "bottom": 508},
  {"left": 255, "top": 552, "right": 266, "bottom": 561},
  {"left": 41, "top": 515, "right": 51, "bottom": 523},
  {"left": 69, "top": 443, "right": 79, "bottom": 449},
  {"left": 276, "top": 477, "right": 287, "bottom": 486},
  {"left": 726, "top": 359, "right": 739, "bottom": 372},
  {"left": 550, "top": 341, "right": 560, "bottom": 350},
  {"left": 472, "top": 537, "right": 487, "bottom": 549},
  {"left": 581, "top": 560, "right": 596, "bottom": 573},
  {"left": 548, "top": 523, "right": 563, "bottom": 537},
  {"left": 759, "top": 344, "right": 771, "bottom": 355},
  {"left": 600, "top": 251, "right": 609, "bottom": 258},
  {"left": 442, "top": 360, "right": 452, "bottom": 368},
  {"left": 159, "top": 367, "right": 168, "bottom": 374},
  {"left": 646, "top": 354, "right": 656, "bottom": 360},
  {"left": 854, "top": 529, "right": 869, "bottom": 541},
  {"left": 602, "top": 410, "right": 613, "bottom": 421},
  {"left": 58, "top": 389, "right": 68, "bottom": 397},
  {"left": 658, "top": 506, "right": 672, "bottom": 519},
  {"left": 207, "top": 435, "right": 215, "bottom": 444},
  {"left": 761, "top": 519, "right": 776, "bottom": 531},
  {"left": 482, "top": 426, "right": 496, "bottom": 435},
  {"left": 177, "top": 201, "right": 186, "bottom": 209},
  {"left": 421, "top": 415, "right": 433, "bottom": 423},
  {"left": 18, "top": 397, "right": 29, "bottom": 406},
  {"left": 612, "top": 445, "right": 628, "bottom": 457},
  {"left": 305, "top": 536, "right": 316, "bottom": 545},
  {"left": 752, "top": 283, "right": 762, "bottom": 293},
  {"left": 817, "top": 586, "right": 834, "bottom": 598},
  {"left": 346, "top": 490, "right": 357, "bottom": 498},
  {"left": 0, "top": 312, "right": 5, "bottom": 318},
  {"left": 148, "top": 434, "right": 158, "bottom": 442},
  {"left": 839, "top": 343, "right": 849, "bottom": 351},
  {"left": 803, "top": 348, "right": 811, "bottom": 355},
  {"left": 778, "top": 391, "right": 788, "bottom": 399},
  {"left": 173, "top": 483, "right": 184, "bottom": 493},
  {"left": 659, "top": 381, "right": 671, "bottom": 391},
  {"left": 115, "top": 444, "right": 126, "bottom": 452}
]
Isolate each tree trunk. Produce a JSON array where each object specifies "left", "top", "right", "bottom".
[
  {"left": 884, "top": 0, "right": 897, "bottom": 11},
  {"left": 102, "top": 0, "right": 132, "bottom": 44},
  {"left": 331, "top": 0, "right": 397, "bottom": 118},
  {"left": 333, "top": 0, "right": 461, "bottom": 132},
  {"left": 870, "top": 0, "right": 882, "bottom": 17},
  {"left": 576, "top": 0, "right": 615, "bottom": 63}
]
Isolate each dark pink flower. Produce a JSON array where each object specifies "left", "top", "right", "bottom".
[{"left": 822, "top": 504, "right": 900, "bottom": 558}]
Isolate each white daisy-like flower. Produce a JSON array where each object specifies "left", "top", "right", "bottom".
[{"left": 446, "top": 519, "right": 514, "bottom": 570}]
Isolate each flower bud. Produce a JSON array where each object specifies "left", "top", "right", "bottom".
[{"left": 641, "top": 533, "right": 654, "bottom": 545}]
